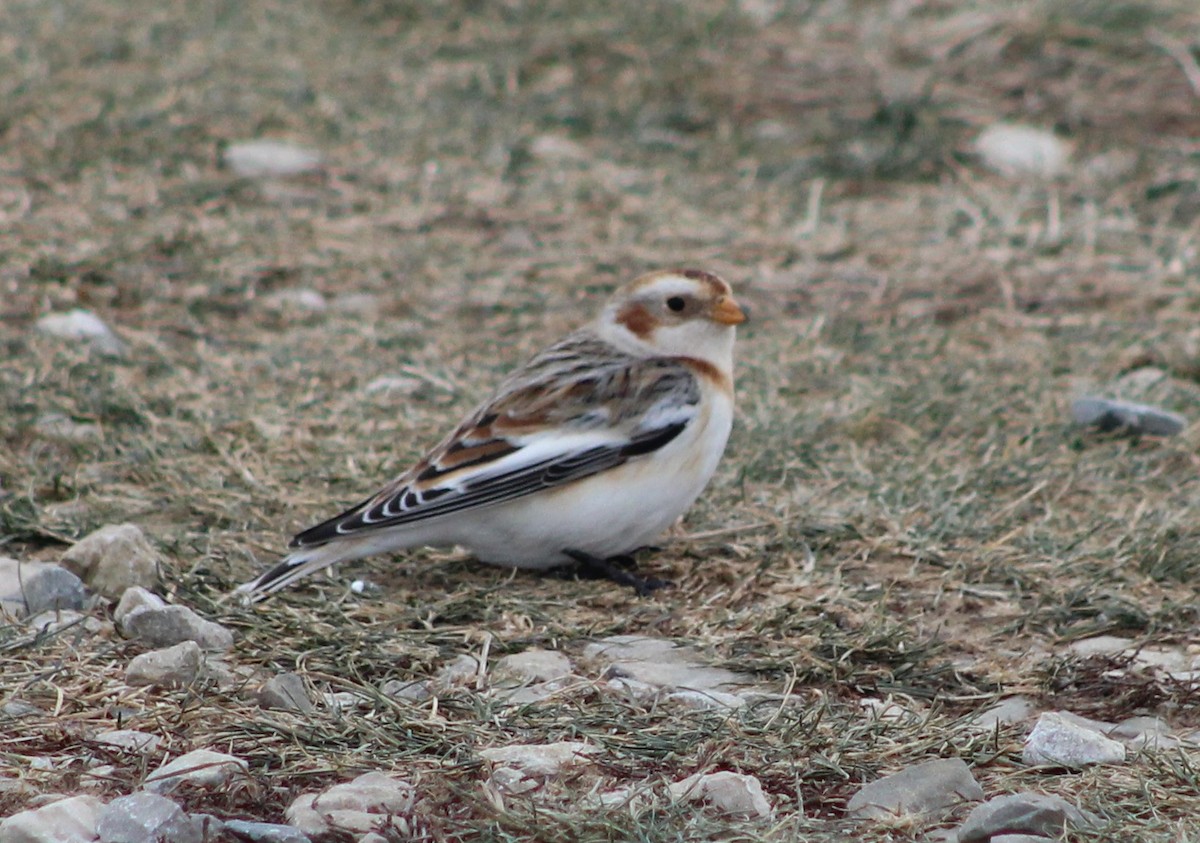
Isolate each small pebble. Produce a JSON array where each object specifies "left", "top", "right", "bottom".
[
  {"left": 975, "top": 124, "right": 1069, "bottom": 179},
  {"left": 35, "top": 309, "right": 125, "bottom": 355},
  {"left": 258, "top": 673, "right": 313, "bottom": 714},
  {"left": 126, "top": 641, "right": 204, "bottom": 689},
  {"left": 224, "top": 141, "right": 323, "bottom": 177},
  {"left": 120, "top": 604, "right": 234, "bottom": 652},
  {"left": 668, "top": 771, "right": 773, "bottom": 820},
  {"left": 144, "top": 749, "right": 248, "bottom": 794},
  {"left": 61, "top": 523, "right": 162, "bottom": 599},
  {"left": 1071, "top": 397, "right": 1185, "bottom": 436},
  {"left": 1023, "top": 711, "right": 1126, "bottom": 768}
]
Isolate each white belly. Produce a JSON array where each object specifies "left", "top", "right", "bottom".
[{"left": 449, "top": 392, "right": 733, "bottom": 568}]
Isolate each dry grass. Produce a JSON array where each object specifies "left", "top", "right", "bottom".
[{"left": 3, "top": 0, "right": 1200, "bottom": 839}]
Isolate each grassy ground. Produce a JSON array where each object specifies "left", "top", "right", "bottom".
[{"left": 3, "top": 0, "right": 1200, "bottom": 839}]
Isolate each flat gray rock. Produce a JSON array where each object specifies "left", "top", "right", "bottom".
[
  {"left": 583, "top": 635, "right": 748, "bottom": 693},
  {"left": 956, "top": 792, "right": 1101, "bottom": 842},
  {"left": 0, "top": 794, "right": 105, "bottom": 843},
  {"left": 258, "top": 673, "right": 313, "bottom": 714},
  {"left": 1071, "top": 397, "right": 1185, "bottom": 436},
  {"left": 126, "top": 641, "right": 204, "bottom": 689},
  {"left": 848, "top": 758, "right": 983, "bottom": 819},
  {"left": 222, "top": 819, "right": 311, "bottom": 843},
  {"left": 668, "top": 771, "right": 773, "bottom": 819},
  {"left": 121, "top": 604, "right": 233, "bottom": 652},
  {"left": 144, "top": 749, "right": 248, "bottom": 794},
  {"left": 224, "top": 141, "right": 322, "bottom": 177},
  {"left": 93, "top": 729, "right": 161, "bottom": 755},
  {"left": 35, "top": 309, "right": 125, "bottom": 355},
  {"left": 968, "top": 696, "right": 1036, "bottom": 730},
  {"left": 1023, "top": 711, "right": 1126, "bottom": 767},
  {"left": 61, "top": 523, "right": 162, "bottom": 599},
  {"left": 96, "top": 792, "right": 202, "bottom": 843},
  {"left": 286, "top": 772, "right": 415, "bottom": 838},
  {"left": 0, "top": 557, "right": 86, "bottom": 617}
]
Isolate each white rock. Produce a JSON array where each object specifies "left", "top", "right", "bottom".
[
  {"left": 380, "top": 678, "right": 431, "bottom": 703},
  {"left": 93, "top": 729, "right": 161, "bottom": 755},
  {"left": 285, "top": 772, "right": 415, "bottom": 838},
  {"left": 126, "top": 641, "right": 204, "bottom": 688},
  {"left": 667, "top": 689, "right": 747, "bottom": 711},
  {"left": 433, "top": 654, "right": 479, "bottom": 688},
  {"left": 120, "top": 604, "right": 233, "bottom": 652},
  {"left": 968, "top": 696, "right": 1036, "bottom": 730},
  {"left": 529, "top": 134, "right": 587, "bottom": 161},
  {"left": 34, "top": 412, "right": 102, "bottom": 443},
  {"left": 364, "top": 376, "right": 423, "bottom": 396},
  {"left": 224, "top": 141, "right": 322, "bottom": 177},
  {"left": 584, "top": 635, "right": 747, "bottom": 693},
  {"left": 114, "top": 587, "right": 166, "bottom": 625},
  {"left": 1023, "top": 712, "right": 1126, "bottom": 768},
  {"left": 0, "top": 794, "right": 105, "bottom": 843},
  {"left": 480, "top": 741, "right": 598, "bottom": 777},
  {"left": 96, "top": 791, "right": 201, "bottom": 843},
  {"left": 975, "top": 124, "right": 1069, "bottom": 179},
  {"left": 263, "top": 288, "right": 327, "bottom": 312},
  {"left": 957, "top": 792, "right": 1102, "bottom": 842},
  {"left": 258, "top": 673, "right": 313, "bottom": 713},
  {"left": 25, "top": 609, "right": 104, "bottom": 636},
  {"left": 1110, "top": 716, "right": 1179, "bottom": 750},
  {"left": 144, "top": 749, "right": 247, "bottom": 794},
  {"left": 0, "top": 557, "right": 86, "bottom": 617},
  {"left": 846, "top": 758, "right": 983, "bottom": 819},
  {"left": 61, "top": 524, "right": 162, "bottom": 599},
  {"left": 35, "top": 309, "right": 125, "bottom": 355},
  {"left": 221, "top": 820, "right": 309, "bottom": 843},
  {"left": 494, "top": 649, "right": 572, "bottom": 684},
  {"left": 668, "top": 771, "right": 773, "bottom": 819}
]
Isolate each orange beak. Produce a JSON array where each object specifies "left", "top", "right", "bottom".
[{"left": 711, "top": 295, "right": 747, "bottom": 326}]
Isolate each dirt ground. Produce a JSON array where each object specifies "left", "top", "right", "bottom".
[{"left": 3, "top": 0, "right": 1200, "bottom": 839}]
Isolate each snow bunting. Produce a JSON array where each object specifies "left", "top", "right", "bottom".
[{"left": 236, "top": 268, "right": 745, "bottom": 601}]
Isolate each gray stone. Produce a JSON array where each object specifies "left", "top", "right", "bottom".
[
  {"left": 262, "top": 289, "right": 327, "bottom": 313},
  {"left": 121, "top": 604, "right": 233, "bottom": 652},
  {"left": 25, "top": 609, "right": 104, "bottom": 636},
  {"left": 0, "top": 794, "right": 105, "bottom": 843},
  {"left": 847, "top": 758, "right": 983, "bottom": 819},
  {"left": 1111, "top": 715, "right": 1179, "bottom": 750},
  {"left": 224, "top": 141, "right": 322, "bottom": 177},
  {"left": 1023, "top": 712, "right": 1126, "bottom": 768},
  {"left": 1071, "top": 397, "right": 1185, "bottom": 436},
  {"left": 990, "top": 836, "right": 1055, "bottom": 843},
  {"left": 968, "top": 696, "right": 1036, "bottom": 730},
  {"left": 126, "top": 641, "right": 204, "bottom": 688},
  {"left": 61, "top": 524, "right": 162, "bottom": 599},
  {"left": 2, "top": 700, "right": 41, "bottom": 718},
  {"left": 96, "top": 792, "right": 201, "bottom": 843},
  {"left": 381, "top": 678, "right": 431, "bottom": 703},
  {"left": 433, "top": 654, "right": 480, "bottom": 688},
  {"left": 668, "top": 771, "right": 773, "bottom": 819},
  {"left": 22, "top": 566, "right": 86, "bottom": 615},
  {"left": 493, "top": 649, "right": 572, "bottom": 684},
  {"left": 584, "top": 635, "right": 748, "bottom": 693},
  {"left": 956, "top": 792, "right": 1101, "bottom": 843},
  {"left": 258, "top": 673, "right": 313, "bottom": 713},
  {"left": 94, "top": 729, "right": 161, "bottom": 755},
  {"left": 35, "top": 309, "right": 125, "bottom": 355},
  {"left": 285, "top": 772, "right": 415, "bottom": 838},
  {"left": 975, "top": 124, "right": 1069, "bottom": 179},
  {"left": 34, "top": 412, "right": 102, "bottom": 443},
  {"left": 221, "top": 819, "right": 311, "bottom": 843},
  {"left": 0, "top": 557, "right": 86, "bottom": 617},
  {"left": 144, "top": 749, "right": 247, "bottom": 794},
  {"left": 480, "top": 741, "right": 598, "bottom": 777},
  {"left": 114, "top": 587, "right": 166, "bottom": 625},
  {"left": 481, "top": 742, "right": 598, "bottom": 796}
]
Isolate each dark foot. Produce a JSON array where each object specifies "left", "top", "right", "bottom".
[{"left": 561, "top": 549, "right": 673, "bottom": 596}]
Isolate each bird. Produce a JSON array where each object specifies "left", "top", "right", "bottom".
[{"left": 235, "top": 268, "right": 745, "bottom": 602}]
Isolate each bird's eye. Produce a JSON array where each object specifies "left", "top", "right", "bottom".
[{"left": 666, "top": 296, "right": 686, "bottom": 312}]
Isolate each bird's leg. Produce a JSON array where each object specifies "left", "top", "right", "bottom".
[{"left": 561, "top": 549, "right": 672, "bottom": 596}]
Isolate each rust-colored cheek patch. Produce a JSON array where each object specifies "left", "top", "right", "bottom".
[{"left": 616, "top": 302, "right": 659, "bottom": 340}]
